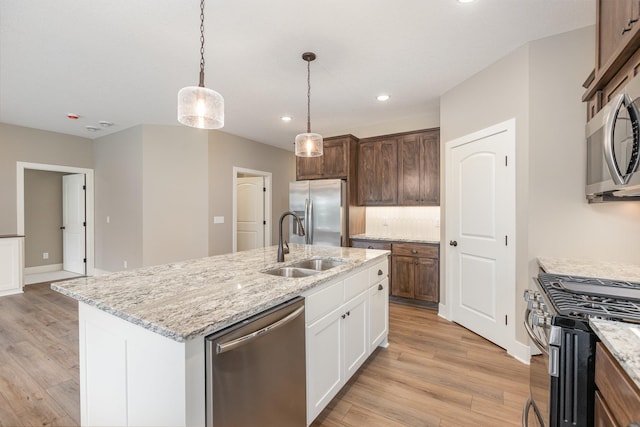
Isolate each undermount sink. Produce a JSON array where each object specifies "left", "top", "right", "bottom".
[
  {"left": 262, "top": 267, "right": 320, "bottom": 278},
  {"left": 289, "top": 258, "right": 347, "bottom": 271},
  {"left": 262, "top": 258, "right": 347, "bottom": 278}
]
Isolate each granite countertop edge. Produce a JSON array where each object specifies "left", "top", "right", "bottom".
[
  {"left": 537, "top": 256, "right": 640, "bottom": 283},
  {"left": 589, "top": 318, "right": 640, "bottom": 390},
  {"left": 350, "top": 234, "right": 440, "bottom": 245},
  {"left": 52, "top": 245, "right": 390, "bottom": 343}
]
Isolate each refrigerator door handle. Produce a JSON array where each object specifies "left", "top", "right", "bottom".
[
  {"left": 308, "top": 199, "right": 314, "bottom": 244},
  {"left": 304, "top": 199, "right": 310, "bottom": 244}
]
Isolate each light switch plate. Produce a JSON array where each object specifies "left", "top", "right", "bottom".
[{"left": 213, "top": 216, "right": 224, "bottom": 224}]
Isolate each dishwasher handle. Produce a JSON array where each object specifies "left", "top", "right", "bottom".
[{"left": 216, "top": 305, "right": 305, "bottom": 354}]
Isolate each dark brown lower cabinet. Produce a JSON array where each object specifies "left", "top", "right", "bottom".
[{"left": 351, "top": 238, "right": 440, "bottom": 304}]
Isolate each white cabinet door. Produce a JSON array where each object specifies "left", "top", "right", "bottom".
[
  {"left": 343, "top": 291, "right": 369, "bottom": 379},
  {"left": 306, "top": 307, "right": 343, "bottom": 425},
  {"left": 369, "top": 277, "right": 389, "bottom": 351},
  {"left": 0, "top": 237, "right": 23, "bottom": 296}
]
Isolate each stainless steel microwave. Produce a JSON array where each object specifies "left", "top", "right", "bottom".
[{"left": 586, "top": 74, "right": 640, "bottom": 203}]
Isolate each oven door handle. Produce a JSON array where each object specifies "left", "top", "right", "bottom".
[{"left": 524, "top": 308, "right": 549, "bottom": 356}]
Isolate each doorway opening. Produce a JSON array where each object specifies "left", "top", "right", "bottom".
[
  {"left": 232, "top": 167, "right": 272, "bottom": 253},
  {"left": 17, "top": 162, "right": 95, "bottom": 283}
]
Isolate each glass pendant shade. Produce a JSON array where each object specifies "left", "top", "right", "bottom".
[
  {"left": 295, "top": 132, "right": 323, "bottom": 157},
  {"left": 177, "top": 86, "right": 224, "bottom": 129}
]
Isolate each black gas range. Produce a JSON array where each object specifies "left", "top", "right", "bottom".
[{"left": 523, "top": 273, "right": 640, "bottom": 427}]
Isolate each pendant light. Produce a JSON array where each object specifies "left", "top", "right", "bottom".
[
  {"left": 295, "top": 52, "right": 323, "bottom": 157},
  {"left": 177, "top": 0, "right": 224, "bottom": 129}
]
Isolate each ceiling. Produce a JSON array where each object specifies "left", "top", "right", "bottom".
[{"left": 0, "top": 0, "right": 595, "bottom": 151}]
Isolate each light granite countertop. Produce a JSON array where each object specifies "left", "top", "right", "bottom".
[
  {"left": 590, "top": 318, "right": 640, "bottom": 390},
  {"left": 52, "top": 244, "right": 389, "bottom": 343},
  {"left": 538, "top": 257, "right": 640, "bottom": 283},
  {"left": 350, "top": 234, "right": 440, "bottom": 245}
]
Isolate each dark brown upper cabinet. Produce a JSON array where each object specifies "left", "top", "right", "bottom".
[
  {"left": 398, "top": 130, "right": 440, "bottom": 206},
  {"left": 296, "top": 135, "right": 357, "bottom": 180},
  {"left": 357, "top": 138, "right": 398, "bottom": 205}
]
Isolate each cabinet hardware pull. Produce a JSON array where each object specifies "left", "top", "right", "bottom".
[
  {"left": 449, "top": 240, "right": 458, "bottom": 247},
  {"left": 378, "top": 284, "right": 383, "bottom": 291},
  {"left": 346, "top": 311, "right": 350, "bottom": 316},
  {"left": 629, "top": 17, "right": 638, "bottom": 26},
  {"left": 341, "top": 314, "right": 346, "bottom": 319},
  {"left": 411, "top": 249, "right": 418, "bottom": 254},
  {"left": 623, "top": 26, "right": 632, "bottom": 34},
  {"left": 368, "top": 246, "right": 374, "bottom": 249},
  {"left": 378, "top": 269, "right": 383, "bottom": 275}
]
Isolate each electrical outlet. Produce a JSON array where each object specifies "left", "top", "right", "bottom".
[
  {"left": 43, "top": 252, "right": 49, "bottom": 260},
  {"left": 123, "top": 260, "right": 128, "bottom": 269}
]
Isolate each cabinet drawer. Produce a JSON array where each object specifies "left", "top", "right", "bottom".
[
  {"left": 344, "top": 269, "right": 369, "bottom": 302},
  {"left": 305, "top": 280, "right": 344, "bottom": 325},
  {"left": 392, "top": 243, "right": 438, "bottom": 258},
  {"left": 351, "top": 240, "right": 391, "bottom": 250},
  {"left": 595, "top": 342, "right": 640, "bottom": 425},
  {"left": 368, "top": 258, "right": 389, "bottom": 286}
]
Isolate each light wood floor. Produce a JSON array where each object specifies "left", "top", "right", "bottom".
[{"left": 0, "top": 283, "right": 529, "bottom": 426}]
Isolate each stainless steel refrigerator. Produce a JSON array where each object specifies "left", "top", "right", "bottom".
[{"left": 289, "top": 179, "right": 346, "bottom": 247}]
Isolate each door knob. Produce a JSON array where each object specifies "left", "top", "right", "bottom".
[
  {"left": 60, "top": 226, "right": 66, "bottom": 230},
  {"left": 449, "top": 240, "right": 458, "bottom": 247},
  {"left": 378, "top": 284, "right": 383, "bottom": 291},
  {"left": 378, "top": 269, "right": 383, "bottom": 276}
]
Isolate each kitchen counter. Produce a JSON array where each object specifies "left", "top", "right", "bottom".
[
  {"left": 52, "top": 244, "right": 389, "bottom": 342},
  {"left": 0, "top": 234, "right": 24, "bottom": 238},
  {"left": 351, "top": 233, "right": 440, "bottom": 245},
  {"left": 590, "top": 318, "right": 640, "bottom": 390},
  {"left": 538, "top": 257, "right": 640, "bottom": 283}
]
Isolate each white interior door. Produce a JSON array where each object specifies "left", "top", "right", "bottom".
[
  {"left": 446, "top": 120, "right": 515, "bottom": 351},
  {"left": 63, "top": 173, "right": 86, "bottom": 274},
  {"left": 236, "top": 176, "right": 265, "bottom": 252}
]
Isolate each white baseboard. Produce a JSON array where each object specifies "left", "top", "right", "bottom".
[
  {"left": 509, "top": 340, "right": 531, "bottom": 365},
  {"left": 437, "top": 302, "right": 450, "bottom": 320},
  {"left": 24, "top": 264, "right": 63, "bottom": 275}
]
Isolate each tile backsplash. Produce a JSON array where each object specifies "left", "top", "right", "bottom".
[{"left": 365, "top": 206, "right": 441, "bottom": 241}]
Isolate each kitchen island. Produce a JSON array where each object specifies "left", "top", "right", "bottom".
[{"left": 53, "top": 244, "right": 390, "bottom": 427}]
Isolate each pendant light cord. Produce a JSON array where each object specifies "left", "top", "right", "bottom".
[
  {"left": 306, "top": 59, "right": 311, "bottom": 133},
  {"left": 199, "top": 0, "right": 206, "bottom": 87}
]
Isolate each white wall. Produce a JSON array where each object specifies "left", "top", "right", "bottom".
[
  {"left": 439, "top": 25, "right": 640, "bottom": 346},
  {"left": 142, "top": 125, "right": 209, "bottom": 266},
  {"left": 94, "top": 126, "right": 144, "bottom": 271},
  {"left": 527, "top": 28, "right": 640, "bottom": 269}
]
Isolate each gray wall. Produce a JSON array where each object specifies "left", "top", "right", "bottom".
[
  {"left": 94, "top": 126, "right": 144, "bottom": 272},
  {"left": 439, "top": 26, "right": 640, "bottom": 346},
  {"left": 141, "top": 125, "right": 209, "bottom": 266},
  {"left": 0, "top": 123, "right": 93, "bottom": 234},
  {"left": 208, "top": 131, "right": 296, "bottom": 255},
  {"left": 24, "top": 170, "right": 66, "bottom": 267}
]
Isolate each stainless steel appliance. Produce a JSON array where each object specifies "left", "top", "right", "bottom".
[
  {"left": 289, "top": 179, "right": 346, "bottom": 247},
  {"left": 586, "top": 73, "right": 640, "bottom": 202},
  {"left": 205, "top": 297, "right": 306, "bottom": 427},
  {"left": 522, "top": 274, "right": 640, "bottom": 427}
]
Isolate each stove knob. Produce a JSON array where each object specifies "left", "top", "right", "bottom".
[
  {"left": 523, "top": 290, "right": 538, "bottom": 301},
  {"left": 527, "top": 300, "right": 539, "bottom": 310},
  {"left": 538, "top": 302, "right": 548, "bottom": 312},
  {"left": 531, "top": 310, "right": 549, "bottom": 327},
  {"left": 535, "top": 294, "right": 545, "bottom": 303}
]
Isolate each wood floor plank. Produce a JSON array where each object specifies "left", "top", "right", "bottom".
[{"left": 4, "top": 283, "right": 530, "bottom": 427}]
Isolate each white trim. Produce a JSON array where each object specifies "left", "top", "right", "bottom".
[
  {"left": 24, "top": 263, "right": 63, "bottom": 275},
  {"left": 437, "top": 302, "right": 451, "bottom": 320},
  {"left": 232, "top": 167, "right": 273, "bottom": 252},
  {"left": 444, "top": 118, "right": 518, "bottom": 358},
  {"left": 509, "top": 340, "right": 532, "bottom": 365},
  {"left": 17, "top": 161, "right": 95, "bottom": 276}
]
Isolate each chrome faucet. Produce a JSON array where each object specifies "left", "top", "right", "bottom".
[{"left": 278, "top": 211, "right": 305, "bottom": 262}]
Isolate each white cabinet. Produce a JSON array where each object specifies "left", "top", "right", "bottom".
[
  {"left": 369, "top": 277, "right": 389, "bottom": 350},
  {"left": 0, "top": 236, "right": 24, "bottom": 297},
  {"left": 304, "top": 256, "right": 389, "bottom": 425}
]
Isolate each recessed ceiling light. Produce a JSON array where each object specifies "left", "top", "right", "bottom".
[
  {"left": 98, "top": 121, "right": 114, "bottom": 127},
  {"left": 377, "top": 94, "right": 390, "bottom": 102},
  {"left": 67, "top": 113, "right": 80, "bottom": 120},
  {"left": 281, "top": 116, "right": 292, "bottom": 122},
  {"left": 457, "top": 0, "right": 475, "bottom": 3},
  {"left": 85, "top": 126, "right": 101, "bottom": 132}
]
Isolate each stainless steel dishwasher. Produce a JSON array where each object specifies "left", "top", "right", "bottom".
[{"left": 205, "top": 297, "right": 306, "bottom": 427}]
